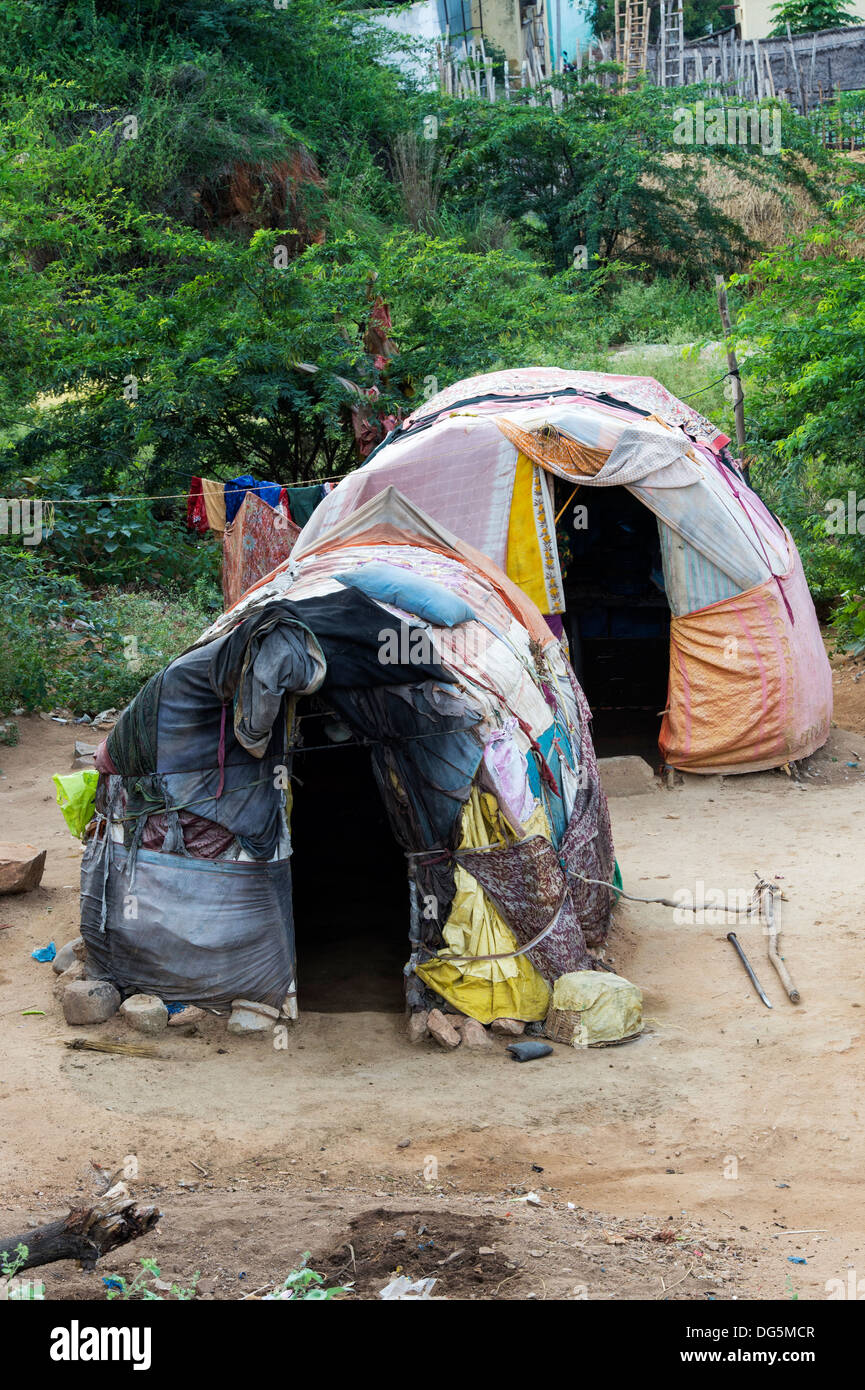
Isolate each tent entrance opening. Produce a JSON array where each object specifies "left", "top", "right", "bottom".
[
  {"left": 558, "top": 482, "right": 670, "bottom": 762},
  {"left": 289, "top": 712, "right": 408, "bottom": 1013}
]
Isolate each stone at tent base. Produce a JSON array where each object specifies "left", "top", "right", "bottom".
[
  {"left": 54, "top": 960, "right": 87, "bottom": 1000},
  {"left": 168, "top": 1005, "right": 207, "bottom": 1028},
  {"left": 227, "top": 999, "right": 279, "bottom": 1036},
  {"left": 427, "top": 1008, "right": 461, "bottom": 1050},
  {"left": 490, "top": 1017, "right": 526, "bottom": 1036},
  {"left": 53, "top": 937, "right": 84, "bottom": 975},
  {"left": 63, "top": 979, "right": 121, "bottom": 1025},
  {"left": 406, "top": 1010, "right": 430, "bottom": 1044},
  {"left": 597, "top": 755, "right": 658, "bottom": 798},
  {"left": 0, "top": 843, "right": 47, "bottom": 895},
  {"left": 120, "top": 993, "right": 169, "bottom": 1035},
  {"left": 55, "top": 946, "right": 102, "bottom": 998},
  {"left": 453, "top": 1016, "right": 492, "bottom": 1048},
  {"left": 72, "top": 741, "right": 98, "bottom": 770}
]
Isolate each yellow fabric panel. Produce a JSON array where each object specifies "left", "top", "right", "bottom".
[
  {"left": 415, "top": 956, "right": 548, "bottom": 1026},
  {"left": 415, "top": 789, "right": 551, "bottom": 1024},
  {"left": 506, "top": 455, "right": 549, "bottom": 614},
  {"left": 200, "top": 477, "right": 226, "bottom": 534}
]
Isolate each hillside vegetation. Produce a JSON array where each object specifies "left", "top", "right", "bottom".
[{"left": 0, "top": 0, "right": 863, "bottom": 709}]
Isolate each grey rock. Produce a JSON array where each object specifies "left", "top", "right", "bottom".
[
  {"left": 52, "top": 937, "right": 84, "bottom": 975},
  {"left": 62, "top": 979, "right": 121, "bottom": 1025},
  {"left": 597, "top": 755, "right": 658, "bottom": 798},
  {"left": 72, "top": 741, "right": 98, "bottom": 771},
  {"left": 0, "top": 843, "right": 47, "bottom": 895},
  {"left": 54, "top": 960, "right": 87, "bottom": 999},
  {"left": 119, "top": 993, "right": 169, "bottom": 1035},
  {"left": 227, "top": 999, "right": 278, "bottom": 1035},
  {"left": 490, "top": 1017, "right": 525, "bottom": 1036},
  {"left": 453, "top": 1016, "right": 492, "bottom": 1048},
  {"left": 167, "top": 1005, "right": 207, "bottom": 1028}
]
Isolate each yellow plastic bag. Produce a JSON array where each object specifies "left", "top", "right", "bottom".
[
  {"left": 53, "top": 770, "right": 98, "bottom": 839},
  {"left": 551, "top": 970, "right": 642, "bottom": 1045}
]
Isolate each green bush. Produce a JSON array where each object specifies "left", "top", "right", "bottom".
[
  {"left": 0, "top": 549, "right": 219, "bottom": 714},
  {"left": 45, "top": 497, "right": 221, "bottom": 589},
  {"left": 603, "top": 277, "right": 724, "bottom": 346},
  {"left": 734, "top": 185, "right": 865, "bottom": 642}
]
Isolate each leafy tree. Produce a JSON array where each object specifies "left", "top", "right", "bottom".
[
  {"left": 732, "top": 185, "right": 865, "bottom": 638},
  {"left": 436, "top": 80, "right": 826, "bottom": 276},
  {"left": 769, "top": 0, "right": 857, "bottom": 34},
  {"left": 0, "top": 119, "right": 606, "bottom": 502},
  {"left": 379, "top": 231, "right": 605, "bottom": 389},
  {"left": 0, "top": 0, "right": 415, "bottom": 217}
]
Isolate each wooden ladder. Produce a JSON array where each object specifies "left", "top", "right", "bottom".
[
  {"left": 658, "top": 0, "right": 684, "bottom": 87},
  {"left": 615, "top": 0, "right": 650, "bottom": 87}
]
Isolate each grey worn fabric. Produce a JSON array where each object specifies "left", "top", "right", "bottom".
[
  {"left": 154, "top": 633, "right": 287, "bottom": 859},
  {"left": 235, "top": 627, "right": 324, "bottom": 756},
  {"left": 81, "top": 838, "right": 295, "bottom": 1008}
]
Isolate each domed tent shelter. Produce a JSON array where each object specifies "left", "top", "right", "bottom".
[
  {"left": 296, "top": 369, "right": 833, "bottom": 775},
  {"left": 81, "top": 489, "right": 615, "bottom": 1025}
]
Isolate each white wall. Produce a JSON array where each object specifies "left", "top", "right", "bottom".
[
  {"left": 366, "top": 0, "right": 443, "bottom": 84},
  {"left": 736, "top": 0, "right": 865, "bottom": 40}
]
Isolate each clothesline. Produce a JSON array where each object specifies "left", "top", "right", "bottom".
[{"left": 4, "top": 471, "right": 352, "bottom": 507}]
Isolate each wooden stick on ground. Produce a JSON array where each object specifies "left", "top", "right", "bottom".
[
  {"left": 0, "top": 1184, "right": 160, "bottom": 1273},
  {"left": 756, "top": 877, "right": 800, "bottom": 1003}
]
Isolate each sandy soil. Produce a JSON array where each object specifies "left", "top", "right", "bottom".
[
  {"left": 2, "top": 710, "right": 864, "bottom": 1302},
  {"left": 827, "top": 638, "right": 865, "bottom": 736}
]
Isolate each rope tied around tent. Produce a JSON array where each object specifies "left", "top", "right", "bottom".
[{"left": 567, "top": 868, "right": 763, "bottom": 918}]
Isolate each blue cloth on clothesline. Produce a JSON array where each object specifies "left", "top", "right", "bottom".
[{"left": 224, "top": 476, "right": 282, "bottom": 524}]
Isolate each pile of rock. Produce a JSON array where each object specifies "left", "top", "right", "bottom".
[
  {"left": 408, "top": 1009, "right": 529, "bottom": 1049},
  {"left": 51, "top": 937, "right": 206, "bottom": 1032}
]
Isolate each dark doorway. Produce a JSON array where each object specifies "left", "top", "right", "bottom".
[
  {"left": 288, "top": 705, "right": 408, "bottom": 1013},
  {"left": 555, "top": 480, "right": 670, "bottom": 765}
]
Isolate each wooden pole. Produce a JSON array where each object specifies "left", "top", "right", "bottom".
[
  {"left": 715, "top": 273, "right": 747, "bottom": 472},
  {"left": 764, "top": 46, "right": 775, "bottom": 100},
  {"left": 753, "top": 39, "right": 762, "bottom": 101},
  {"left": 786, "top": 21, "right": 807, "bottom": 115},
  {"left": 757, "top": 878, "right": 801, "bottom": 1004}
]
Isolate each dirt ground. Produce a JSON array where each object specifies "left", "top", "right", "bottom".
[
  {"left": 2, "top": 703, "right": 864, "bottom": 1302},
  {"left": 827, "top": 637, "right": 865, "bottom": 736}
]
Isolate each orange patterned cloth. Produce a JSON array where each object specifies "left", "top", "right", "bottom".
[
  {"left": 222, "top": 492, "right": 300, "bottom": 609},
  {"left": 494, "top": 418, "right": 610, "bottom": 477},
  {"left": 660, "top": 544, "right": 832, "bottom": 773}
]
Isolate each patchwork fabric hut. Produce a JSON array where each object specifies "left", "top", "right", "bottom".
[
  {"left": 81, "top": 490, "right": 615, "bottom": 1024},
  {"left": 297, "top": 368, "right": 833, "bottom": 774}
]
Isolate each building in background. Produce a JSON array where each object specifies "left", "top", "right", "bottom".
[
  {"left": 735, "top": 0, "right": 865, "bottom": 38},
  {"left": 368, "top": 0, "right": 594, "bottom": 81}
]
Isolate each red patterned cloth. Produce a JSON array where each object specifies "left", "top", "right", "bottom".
[
  {"left": 187, "top": 477, "right": 208, "bottom": 535},
  {"left": 350, "top": 384, "right": 400, "bottom": 459},
  {"left": 222, "top": 490, "right": 300, "bottom": 608},
  {"left": 142, "top": 810, "right": 235, "bottom": 858}
]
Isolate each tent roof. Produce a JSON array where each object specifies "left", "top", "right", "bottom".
[
  {"left": 292, "top": 484, "right": 463, "bottom": 562},
  {"left": 393, "top": 366, "right": 731, "bottom": 459}
]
